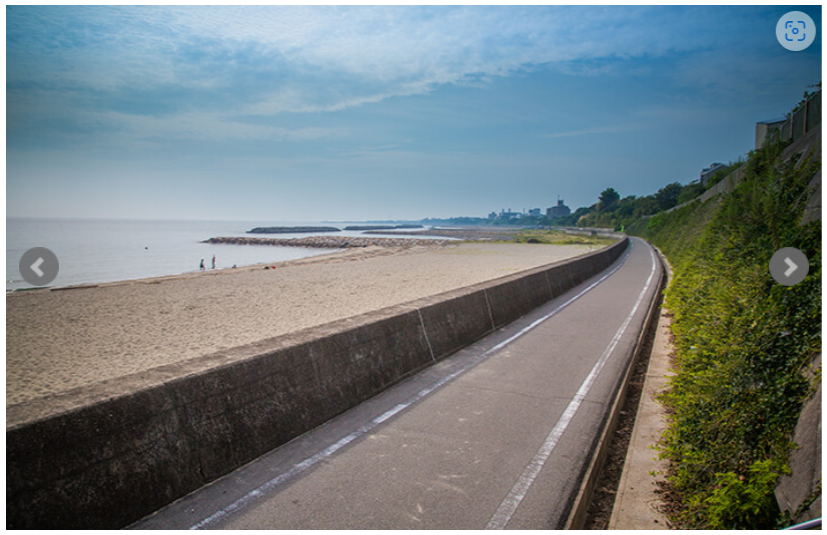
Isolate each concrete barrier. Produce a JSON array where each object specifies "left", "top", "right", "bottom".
[
  {"left": 7, "top": 238, "right": 629, "bottom": 529},
  {"left": 485, "top": 270, "right": 553, "bottom": 329}
]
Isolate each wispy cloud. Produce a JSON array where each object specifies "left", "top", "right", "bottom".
[
  {"left": 112, "top": 111, "right": 344, "bottom": 144},
  {"left": 544, "top": 124, "right": 643, "bottom": 139},
  {"left": 8, "top": 5, "right": 764, "bottom": 129}
]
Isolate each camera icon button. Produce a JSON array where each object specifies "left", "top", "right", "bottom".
[{"left": 777, "top": 11, "right": 816, "bottom": 51}]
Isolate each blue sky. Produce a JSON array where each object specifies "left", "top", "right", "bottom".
[{"left": 6, "top": 5, "right": 822, "bottom": 221}]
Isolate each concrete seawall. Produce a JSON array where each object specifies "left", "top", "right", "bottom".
[{"left": 7, "top": 238, "right": 629, "bottom": 529}]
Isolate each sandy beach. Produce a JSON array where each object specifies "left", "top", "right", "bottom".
[{"left": 7, "top": 242, "right": 599, "bottom": 406}]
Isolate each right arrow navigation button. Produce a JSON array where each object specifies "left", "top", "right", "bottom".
[
  {"left": 770, "top": 247, "right": 809, "bottom": 286},
  {"left": 783, "top": 256, "right": 798, "bottom": 278}
]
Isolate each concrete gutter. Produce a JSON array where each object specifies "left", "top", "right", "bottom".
[
  {"left": 564, "top": 240, "right": 666, "bottom": 529},
  {"left": 609, "top": 247, "right": 673, "bottom": 529},
  {"left": 7, "top": 238, "right": 628, "bottom": 529}
]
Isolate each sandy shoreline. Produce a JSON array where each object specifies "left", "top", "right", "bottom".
[{"left": 7, "top": 242, "right": 599, "bottom": 407}]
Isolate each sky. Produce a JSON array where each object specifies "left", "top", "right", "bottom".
[{"left": 6, "top": 5, "right": 823, "bottom": 222}]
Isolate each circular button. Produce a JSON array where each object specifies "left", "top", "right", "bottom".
[
  {"left": 776, "top": 11, "right": 816, "bottom": 52},
  {"left": 769, "top": 247, "right": 809, "bottom": 286},
  {"left": 19, "top": 247, "right": 60, "bottom": 286}
]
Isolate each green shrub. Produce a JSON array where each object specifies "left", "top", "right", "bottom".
[{"left": 705, "top": 459, "right": 790, "bottom": 529}]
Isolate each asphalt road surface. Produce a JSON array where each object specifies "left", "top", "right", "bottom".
[{"left": 133, "top": 237, "right": 662, "bottom": 530}]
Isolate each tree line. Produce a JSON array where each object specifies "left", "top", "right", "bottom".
[
  {"left": 552, "top": 162, "right": 743, "bottom": 230},
  {"left": 421, "top": 160, "right": 743, "bottom": 229}
]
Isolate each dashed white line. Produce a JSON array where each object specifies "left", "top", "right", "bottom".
[{"left": 485, "top": 244, "right": 657, "bottom": 529}]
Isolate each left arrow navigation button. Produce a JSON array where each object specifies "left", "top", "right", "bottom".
[
  {"left": 30, "top": 257, "right": 45, "bottom": 278},
  {"left": 19, "top": 247, "right": 59, "bottom": 286}
]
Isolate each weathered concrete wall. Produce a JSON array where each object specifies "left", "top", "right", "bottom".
[
  {"left": 774, "top": 123, "right": 821, "bottom": 522},
  {"left": 775, "top": 354, "right": 822, "bottom": 523},
  {"left": 7, "top": 238, "right": 628, "bottom": 529}
]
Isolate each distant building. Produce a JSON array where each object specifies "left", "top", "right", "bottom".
[
  {"left": 528, "top": 208, "right": 541, "bottom": 216},
  {"left": 547, "top": 198, "right": 571, "bottom": 219},
  {"left": 488, "top": 211, "right": 497, "bottom": 220},
  {"left": 700, "top": 163, "right": 727, "bottom": 185},
  {"left": 755, "top": 117, "right": 787, "bottom": 149}
]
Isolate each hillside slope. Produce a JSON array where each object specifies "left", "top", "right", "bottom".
[{"left": 627, "top": 134, "right": 821, "bottom": 528}]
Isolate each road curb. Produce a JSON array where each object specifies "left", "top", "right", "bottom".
[{"left": 564, "top": 240, "right": 666, "bottom": 529}]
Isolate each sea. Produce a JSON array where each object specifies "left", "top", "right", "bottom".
[{"left": 6, "top": 218, "right": 438, "bottom": 291}]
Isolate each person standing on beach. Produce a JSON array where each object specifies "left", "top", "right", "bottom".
[
  {"left": 212, "top": 255, "right": 216, "bottom": 269},
  {"left": 199, "top": 259, "right": 205, "bottom": 270}
]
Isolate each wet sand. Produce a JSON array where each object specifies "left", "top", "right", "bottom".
[{"left": 7, "top": 242, "right": 599, "bottom": 406}]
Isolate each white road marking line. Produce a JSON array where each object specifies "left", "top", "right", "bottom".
[
  {"left": 485, "top": 244, "right": 657, "bottom": 529},
  {"left": 188, "top": 242, "right": 637, "bottom": 530}
]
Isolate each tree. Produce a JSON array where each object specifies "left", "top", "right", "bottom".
[
  {"left": 633, "top": 196, "right": 660, "bottom": 218},
  {"left": 615, "top": 195, "right": 637, "bottom": 218},
  {"left": 655, "top": 182, "right": 683, "bottom": 211},
  {"left": 599, "top": 187, "right": 620, "bottom": 212}
]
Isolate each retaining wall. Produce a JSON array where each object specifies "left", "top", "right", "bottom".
[
  {"left": 7, "top": 238, "right": 629, "bottom": 529},
  {"left": 662, "top": 123, "right": 822, "bottom": 218}
]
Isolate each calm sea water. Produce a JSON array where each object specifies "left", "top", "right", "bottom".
[{"left": 6, "top": 218, "right": 432, "bottom": 291}]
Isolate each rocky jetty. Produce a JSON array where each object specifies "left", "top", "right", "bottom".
[
  {"left": 247, "top": 226, "right": 341, "bottom": 234},
  {"left": 204, "top": 236, "right": 452, "bottom": 249},
  {"left": 364, "top": 228, "right": 520, "bottom": 241},
  {"left": 343, "top": 224, "right": 425, "bottom": 231},
  {"left": 344, "top": 225, "right": 394, "bottom": 231}
]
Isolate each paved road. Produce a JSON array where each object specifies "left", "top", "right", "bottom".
[{"left": 133, "top": 237, "right": 662, "bottom": 530}]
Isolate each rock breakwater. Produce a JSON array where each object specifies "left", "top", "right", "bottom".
[
  {"left": 204, "top": 236, "right": 452, "bottom": 249},
  {"left": 343, "top": 224, "right": 424, "bottom": 231},
  {"left": 364, "top": 228, "right": 521, "bottom": 241},
  {"left": 247, "top": 226, "right": 341, "bottom": 234}
]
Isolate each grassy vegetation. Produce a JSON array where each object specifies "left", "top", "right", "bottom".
[
  {"left": 628, "top": 139, "right": 821, "bottom": 528},
  {"left": 511, "top": 229, "right": 618, "bottom": 247}
]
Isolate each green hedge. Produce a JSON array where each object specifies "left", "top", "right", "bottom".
[{"left": 630, "top": 140, "right": 821, "bottom": 528}]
